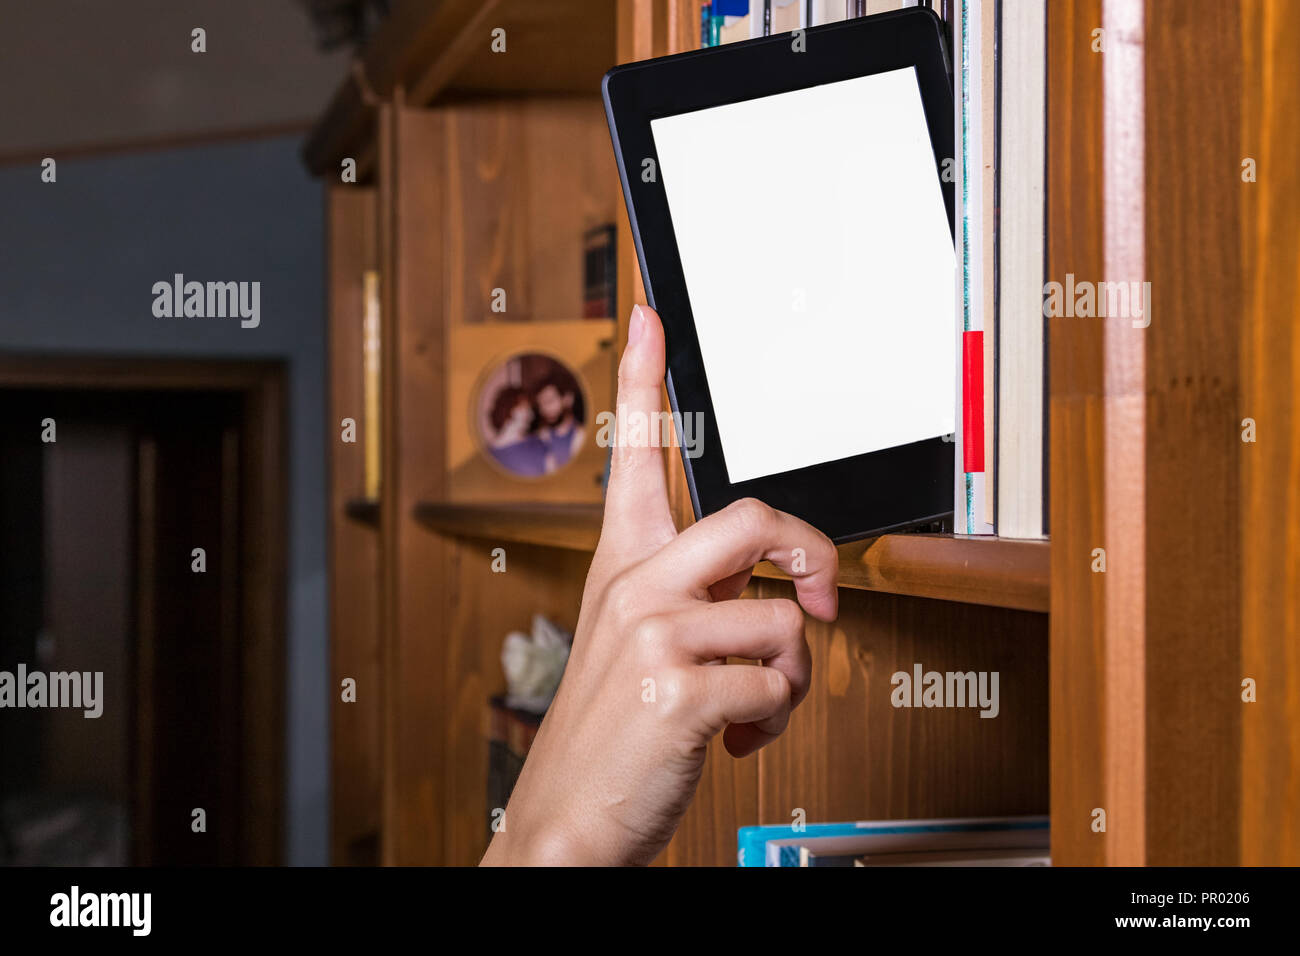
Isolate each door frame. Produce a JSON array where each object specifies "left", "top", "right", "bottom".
[{"left": 0, "top": 354, "right": 287, "bottom": 865}]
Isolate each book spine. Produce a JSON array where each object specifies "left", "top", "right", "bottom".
[
  {"left": 981, "top": 0, "right": 997, "bottom": 528},
  {"left": 994, "top": 0, "right": 1047, "bottom": 538},
  {"left": 739, "top": 817, "right": 1051, "bottom": 867},
  {"left": 953, "top": 0, "right": 969, "bottom": 533},
  {"left": 954, "top": 0, "right": 994, "bottom": 535}
]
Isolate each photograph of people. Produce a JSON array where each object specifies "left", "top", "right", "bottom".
[{"left": 479, "top": 354, "right": 587, "bottom": 478}]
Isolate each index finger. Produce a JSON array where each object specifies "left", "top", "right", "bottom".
[
  {"left": 648, "top": 497, "right": 839, "bottom": 621},
  {"left": 597, "top": 304, "right": 677, "bottom": 552}
]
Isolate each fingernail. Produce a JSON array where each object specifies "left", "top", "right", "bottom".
[{"left": 628, "top": 305, "right": 647, "bottom": 347}]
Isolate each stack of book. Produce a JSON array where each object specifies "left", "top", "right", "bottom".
[
  {"left": 701, "top": 0, "right": 925, "bottom": 45},
  {"left": 738, "top": 815, "right": 1050, "bottom": 867},
  {"left": 702, "top": 1, "right": 1049, "bottom": 539},
  {"left": 952, "top": 0, "right": 1047, "bottom": 538}
]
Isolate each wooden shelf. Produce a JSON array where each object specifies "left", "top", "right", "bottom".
[
  {"left": 302, "top": 0, "right": 616, "bottom": 177},
  {"left": 753, "top": 534, "right": 1049, "bottom": 613},
  {"left": 313, "top": 0, "right": 1300, "bottom": 870},
  {"left": 343, "top": 497, "right": 380, "bottom": 526},
  {"left": 413, "top": 499, "right": 1047, "bottom": 611},
  {"left": 413, "top": 500, "right": 602, "bottom": 552},
  {"left": 316, "top": 0, "right": 1055, "bottom": 869}
]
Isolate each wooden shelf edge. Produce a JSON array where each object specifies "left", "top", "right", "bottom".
[
  {"left": 343, "top": 497, "right": 381, "bottom": 526},
  {"left": 753, "top": 534, "right": 1050, "bottom": 613},
  {"left": 412, "top": 502, "right": 1048, "bottom": 609},
  {"left": 412, "top": 500, "right": 602, "bottom": 552}
]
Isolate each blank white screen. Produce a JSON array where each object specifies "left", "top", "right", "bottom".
[{"left": 650, "top": 67, "right": 955, "bottom": 483}]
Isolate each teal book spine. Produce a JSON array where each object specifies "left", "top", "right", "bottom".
[{"left": 737, "top": 818, "right": 1050, "bottom": 867}]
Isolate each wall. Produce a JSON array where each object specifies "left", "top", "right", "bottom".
[
  {"left": 0, "top": 0, "right": 347, "bottom": 159},
  {"left": 0, "top": 135, "right": 328, "bottom": 865}
]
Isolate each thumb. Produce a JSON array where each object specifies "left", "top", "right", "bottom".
[{"left": 597, "top": 304, "right": 676, "bottom": 562}]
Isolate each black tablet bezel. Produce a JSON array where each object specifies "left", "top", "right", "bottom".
[{"left": 602, "top": 8, "right": 955, "bottom": 544}]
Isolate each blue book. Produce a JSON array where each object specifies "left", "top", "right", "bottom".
[{"left": 736, "top": 815, "right": 1049, "bottom": 867}]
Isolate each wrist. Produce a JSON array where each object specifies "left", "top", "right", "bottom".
[{"left": 480, "top": 815, "right": 588, "bottom": 866}]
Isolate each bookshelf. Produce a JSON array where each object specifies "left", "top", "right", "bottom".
[{"left": 310, "top": 0, "right": 1300, "bottom": 867}]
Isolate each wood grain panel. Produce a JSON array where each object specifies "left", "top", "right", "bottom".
[
  {"left": 1142, "top": 0, "right": 1243, "bottom": 866},
  {"left": 1048, "top": 0, "right": 1109, "bottom": 867},
  {"left": 758, "top": 580, "right": 1048, "bottom": 842},
  {"left": 412, "top": 504, "right": 1049, "bottom": 609},
  {"left": 326, "top": 184, "right": 384, "bottom": 864},
  {"left": 757, "top": 534, "right": 1050, "bottom": 612},
  {"left": 381, "top": 102, "right": 452, "bottom": 864},
  {"left": 415, "top": 501, "right": 603, "bottom": 551},
  {"left": 1050, "top": 0, "right": 1296, "bottom": 866},
  {"left": 1098, "top": 0, "right": 1149, "bottom": 869},
  {"left": 444, "top": 99, "right": 618, "bottom": 323},
  {"left": 1239, "top": 0, "right": 1300, "bottom": 866},
  {"left": 239, "top": 368, "right": 288, "bottom": 866},
  {"left": 440, "top": 0, "right": 616, "bottom": 101},
  {"left": 442, "top": 542, "right": 593, "bottom": 865}
]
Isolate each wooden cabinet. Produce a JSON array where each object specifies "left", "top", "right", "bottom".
[{"left": 308, "top": 0, "right": 1299, "bottom": 866}]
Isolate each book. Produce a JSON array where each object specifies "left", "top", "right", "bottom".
[
  {"left": 766, "top": 817, "right": 1049, "bottom": 867},
  {"left": 850, "top": 847, "right": 1051, "bottom": 867},
  {"left": 718, "top": 10, "right": 751, "bottom": 44},
  {"left": 706, "top": 0, "right": 752, "bottom": 45},
  {"left": 994, "top": 0, "right": 1047, "bottom": 538},
  {"left": 736, "top": 814, "right": 1048, "bottom": 867},
  {"left": 784, "top": 831, "right": 1049, "bottom": 866},
  {"left": 807, "top": 0, "right": 847, "bottom": 26},
  {"left": 362, "top": 269, "right": 381, "bottom": 500},
  {"left": 716, "top": 1, "right": 800, "bottom": 41},
  {"left": 771, "top": 0, "right": 801, "bottom": 34},
  {"left": 582, "top": 224, "right": 616, "bottom": 320},
  {"left": 952, "top": 0, "right": 996, "bottom": 535},
  {"left": 980, "top": 0, "right": 996, "bottom": 528},
  {"left": 827, "top": 1, "right": 907, "bottom": 24}
]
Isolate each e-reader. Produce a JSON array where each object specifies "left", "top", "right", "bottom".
[{"left": 603, "top": 8, "right": 955, "bottom": 543}]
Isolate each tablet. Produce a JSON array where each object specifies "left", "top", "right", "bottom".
[{"left": 603, "top": 8, "right": 956, "bottom": 543}]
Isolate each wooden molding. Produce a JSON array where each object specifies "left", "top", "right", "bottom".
[
  {"left": 414, "top": 501, "right": 603, "bottom": 552},
  {"left": 1239, "top": 0, "right": 1300, "bottom": 867},
  {"left": 757, "top": 534, "right": 1049, "bottom": 612},
  {"left": 1100, "top": 0, "right": 1148, "bottom": 868}
]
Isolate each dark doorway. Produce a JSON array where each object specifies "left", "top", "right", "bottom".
[{"left": 0, "top": 358, "right": 286, "bottom": 865}]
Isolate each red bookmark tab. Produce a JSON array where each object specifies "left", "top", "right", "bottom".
[{"left": 962, "top": 330, "right": 985, "bottom": 474}]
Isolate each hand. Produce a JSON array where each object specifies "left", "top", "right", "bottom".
[{"left": 480, "top": 305, "right": 839, "bottom": 866}]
